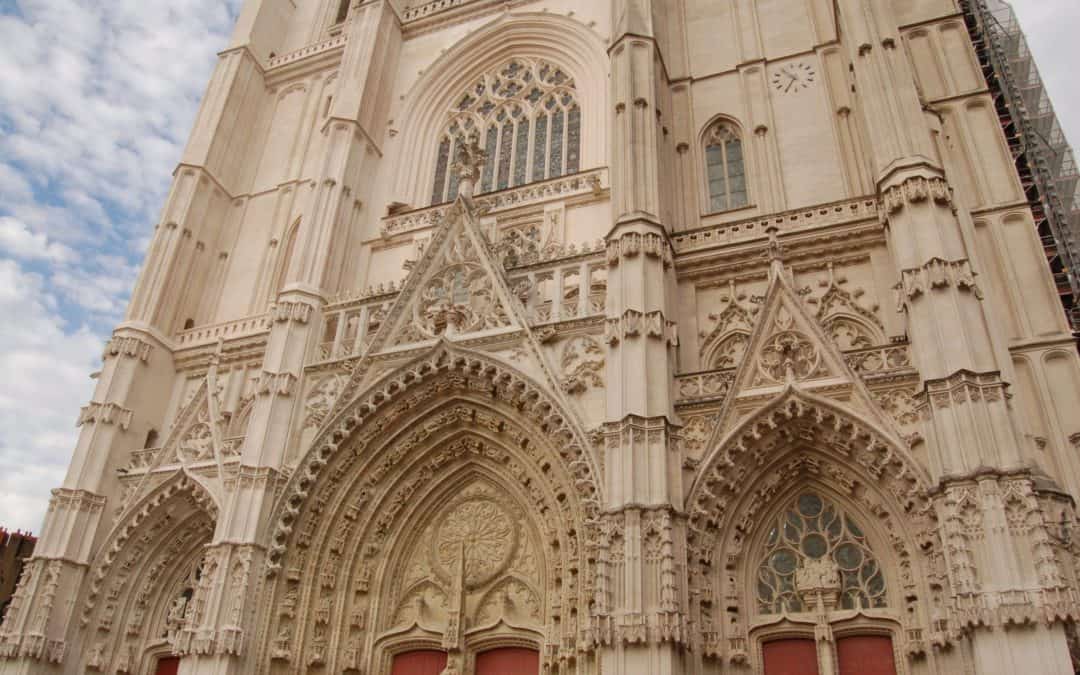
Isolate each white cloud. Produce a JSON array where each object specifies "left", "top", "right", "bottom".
[
  {"left": 0, "top": 216, "right": 75, "bottom": 263},
  {"left": 0, "top": 0, "right": 239, "bottom": 533},
  {"left": 0, "top": 259, "right": 101, "bottom": 532}
]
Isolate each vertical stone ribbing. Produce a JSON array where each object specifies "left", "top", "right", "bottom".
[{"left": 836, "top": 0, "right": 1075, "bottom": 671}]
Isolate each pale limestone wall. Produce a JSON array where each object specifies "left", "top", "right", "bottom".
[{"left": 3, "top": 1, "right": 1080, "bottom": 675}]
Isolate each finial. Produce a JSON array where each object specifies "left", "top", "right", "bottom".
[{"left": 451, "top": 132, "right": 486, "bottom": 198}]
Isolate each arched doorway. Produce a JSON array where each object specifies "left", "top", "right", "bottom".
[
  {"left": 475, "top": 647, "right": 540, "bottom": 675},
  {"left": 154, "top": 656, "right": 181, "bottom": 675},
  {"left": 391, "top": 650, "right": 448, "bottom": 675},
  {"left": 837, "top": 636, "right": 897, "bottom": 675},
  {"left": 762, "top": 639, "right": 819, "bottom": 675}
]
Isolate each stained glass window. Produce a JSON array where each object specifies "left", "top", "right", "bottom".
[
  {"left": 481, "top": 125, "right": 498, "bottom": 193},
  {"left": 429, "top": 58, "right": 582, "bottom": 204},
  {"left": 532, "top": 115, "right": 548, "bottom": 182},
  {"left": 431, "top": 138, "right": 451, "bottom": 205},
  {"left": 567, "top": 106, "right": 581, "bottom": 174},
  {"left": 756, "top": 492, "right": 887, "bottom": 614},
  {"left": 497, "top": 121, "right": 514, "bottom": 190},
  {"left": 550, "top": 108, "right": 565, "bottom": 177},
  {"left": 704, "top": 122, "right": 749, "bottom": 213}
]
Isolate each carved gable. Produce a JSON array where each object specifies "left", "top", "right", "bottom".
[
  {"left": 367, "top": 198, "right": 523, "bottom": 353},
  {"left": 715, "top": 267, "right": 893, "bottom": 438}
]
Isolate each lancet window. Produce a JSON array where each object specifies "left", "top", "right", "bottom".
[
  {"left": 704, "top": 121, "right": 748, "bottom": 212},
  {"left": 756, "top": 492, "right": 887, "bottom": 614},
  {"left": 430, "top": 59, "right": 582, "bottom": 205}
]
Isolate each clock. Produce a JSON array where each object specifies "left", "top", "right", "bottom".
[{"left": 772, "top": 62, "right": 816, "bottom": 93}]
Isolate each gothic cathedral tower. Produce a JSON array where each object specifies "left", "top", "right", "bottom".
[{"left": 3, "top": 1, "right": 1080, "bottom": 674}]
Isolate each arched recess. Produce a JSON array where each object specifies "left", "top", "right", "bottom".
[
  {"left": 684, "top": 389, "right": 944, "bottom": 666},
  {"left": 76, "top": 473, "right": 218, "bottom": 673},
  {"left": 391, "top": 11, "right": 609, "bottom": 207},
  {"left": 258, "top": 343, "right": 602, "bottom": 674}
]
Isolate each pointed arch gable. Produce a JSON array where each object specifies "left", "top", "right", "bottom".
[
  {"left": 269, "top": 342, "right": 602, "bottom": 569},
  {"left": 76, "top": 472, "right": 217, "bottom": 671},
  {"left": 259, "top": 355, "right": 599, "bottom": 672},
  {"left": 687, "top": 388, "right": 935, "bottom": 560},
  {"left": 392, "top": 11, "right": 608, "bottom": 206}
]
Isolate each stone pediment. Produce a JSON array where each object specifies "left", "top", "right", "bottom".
[
  {"left": 710, "top": 249, "right": 893, "bottom": 441},
  {"left": 325, "top": 194, "right": 579, "bottom": 430}
]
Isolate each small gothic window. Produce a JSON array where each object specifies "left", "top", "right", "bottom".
[
  {"left": 704, "top": 121, "right": 748, "bottom": 212},
  {"left": 756, "top": 492, "right": 887, "bottom": 614},
  {"left": 429, "top": 58, "right": 582, "bottom": 205}
]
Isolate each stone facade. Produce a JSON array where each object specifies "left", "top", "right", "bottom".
[{"left": 2, "top": 0, "right": 1080, "bottom": 674}]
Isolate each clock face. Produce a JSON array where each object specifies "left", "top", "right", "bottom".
[{"left": 772, "top": 62, "right": 816, "bottom": 93}]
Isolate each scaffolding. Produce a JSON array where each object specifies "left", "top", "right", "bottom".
[{"left": 960, "top": 0, "right": 1080, "bottom": 334}]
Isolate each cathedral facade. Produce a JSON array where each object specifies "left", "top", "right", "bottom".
[{"left": 3, "top": 0, "right": 1080, "bottom": 674}]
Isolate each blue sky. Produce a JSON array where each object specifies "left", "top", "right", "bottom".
[{"left": 0, "top": 0, "right": 1077, "bottom": 533}]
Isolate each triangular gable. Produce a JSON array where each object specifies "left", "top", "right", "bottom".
[
  {"left": 709, "top": 260, "right": 893, "bottom": 441},
  {"left": 327, "top": 195, "right": 578, "bottom": 428}
]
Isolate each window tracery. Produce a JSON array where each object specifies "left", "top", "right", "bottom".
[
  {"left": 430, "top": 59, "right": 582, "bottom": 205},
  {"left": 704, "top": 121, "right": 748, "bottom": 212},
  {"left": 756, "top": 492, "right": 887, "bottom": 614}
]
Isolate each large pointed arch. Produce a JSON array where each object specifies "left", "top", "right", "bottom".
[
  {"left": 685, "top": 388, "right": 943, "bottom": 662},
  {"left": 259, "top": 342, "right": 602, "bottom": 672},
  {"left": 76, "top": 472, "right": 217, "bottom": 672},
  {"left": 391, "top": 10, "right": 608, "bottom": 205}
]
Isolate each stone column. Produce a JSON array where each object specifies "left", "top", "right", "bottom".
[
  {"left": 836, "top": 1, "right": 1075, "bottom": 671},
  {"left": 594, "top": 2, "right": 687, "bottom": 674},
  {"left": 176, "top": 3, "right": 401, "bottom": 674}
]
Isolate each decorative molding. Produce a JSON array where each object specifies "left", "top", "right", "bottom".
[
  {"left": 102, "top": 336, "right": 153, "bottom": 363},
  {"left": 897, "top": 258, "right": 982, "bottom": 304},
  {"left": 880, "top": 175, "right": 952, "bottom": 217},
  {"left": 606, "top": 231, "right": 672, "bottom": 268},
  {"left": 672, "top": 196, "right": 879, "bottom": 254},
  {"left": 267, "top": 301, "right": 315, "bottom": 326},
  {"left": 77, "top": 402, "right": 134, "bottom": 431},
  {"left": 604, "top": 310, "right": 677, "bottom": 346},
  {"left": 257, "top": 371, "right": 299, "bottom": 397},
  {"left": 379, "top": 168, "right": 607, "bottom": 240}
]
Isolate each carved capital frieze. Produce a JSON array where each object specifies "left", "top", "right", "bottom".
[
  {"left": 0, "top": 559, "right": 68, "bottom": 663},
  {"left": 916, "top": 369, "right": 1007, "bottom": 412},
  {"left": 604, "top": 310, "right": 677, "bottom": 346},
  {"left": 267, "top": 300, "right": 315, "bottom": 326},
  {"left": 879, "top": 175, "right": 952, "bottom": 219},
  {"left": 77, "top": 402, "right": 134, "bottom": 431},
  {"left": 257, "top": 371, "right": 299, "bottom": 397},
  {"left": 897, "top": 257, "right": 981, "bottom": 306},
  {"left": 102, "top": 336, "right": 153, "bottom": 363},
  {"left": 606, "top": 231, "right": 672, "bottom": 268},
  {"left": 48, "top": 488, "right": 107, "bottom": 515}
]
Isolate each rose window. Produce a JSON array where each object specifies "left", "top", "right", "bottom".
[{"left": 756, "top": 492, "right": 887, "bottom": 613}]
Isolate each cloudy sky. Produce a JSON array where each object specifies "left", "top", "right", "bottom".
[{"left": 0, "top": 0, "right": 1077, "bottom": 533}]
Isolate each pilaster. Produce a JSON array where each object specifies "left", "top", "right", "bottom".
[
  {"left": 599, "top": 2, "right": 687, "bottom": 673},
  {"left": 837, "top": 0, "right": 1073, "bottom": 669},
  {"left": 0, "top": 329, "right": 171, "bottom": 674}
]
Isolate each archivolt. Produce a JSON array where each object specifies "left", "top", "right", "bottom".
[
  {"left": 259, "top": 356, "right": 600, "bottom": 670},
  {"left": 267, "top": 342, "right": 603, "bottom": 569},
  {"left": 686, "top": 388, "right": 937, "bottom": 571},
  {"left": 77, "top": 472, "right": 216, "bottom": 671},
  {"left": 81, "top": 472, "right": 217, "bottom": 624}
]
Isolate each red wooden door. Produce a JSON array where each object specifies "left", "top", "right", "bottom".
[
  {"left": 837, "top": 636, "right": 897, "bottom": 675},
  {"left": 475, "top": 648, "right": 540, "bottom": 675},
  {"left": 154, "top": 657, "right": 181, "bottom": 675},
  {"left": 762, "top": 639, "right": 820, "bottom": 675},
  {"left": 390, "top": 650, "right": 448, "bottom": 675}
]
